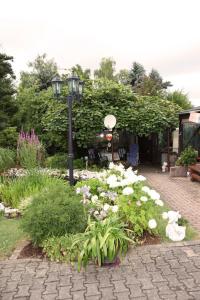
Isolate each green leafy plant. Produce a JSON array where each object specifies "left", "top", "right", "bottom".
[
  {"left": 0, "top": 147, "right": 15, "bottom": 173},
  {"left": 45, "top": 153, "right": 67, "bottom": 169},
  {"left": 176, "top": 146, "right": 198, "bottom": 166},
  {"left": 0, "top": 171, "right": 65, "bottom": 208},
  {"left": 42, "top": 234, "right": 80, "bottom": 263},
  {"left": 21, "top": 183, "right": 87, "bottom": 245},
  {"left": 70, "top": 216, "right": 134, "bottom": 271},
  {"left": 118, "top": 183, "right": 161, "bottom": 237}
]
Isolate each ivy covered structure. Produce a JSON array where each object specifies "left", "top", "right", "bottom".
[
  {"left": 16, "top": 78, "right": 181, "bottom": 167},
  {"left": 178, "top": 106, "right": 200, "bottom": 155}
]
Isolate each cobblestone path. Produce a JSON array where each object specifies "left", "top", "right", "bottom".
[
  {"left": 141, "top": 168, "right": 200, "bottom": 232},
  {"left": 1, "top": 241, "right": 200, "bottom": 299}
]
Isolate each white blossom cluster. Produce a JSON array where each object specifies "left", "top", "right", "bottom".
[{"left": 76, "top": 162, "right": 186, "bottom": 241}]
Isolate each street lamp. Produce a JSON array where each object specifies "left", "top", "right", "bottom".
[{"left": 51, "top": 73, "right": 84, "bottom": 185}]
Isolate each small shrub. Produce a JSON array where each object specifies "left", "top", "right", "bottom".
[
  {"left": 45, "top": 155, "right": 85, "bottom": 170},
  {"left": 176, "top": 146, "right": 198, "bottom": 166},
  {"left": 0, "top": 171, "right": 65, "bottom": 208},
  {"left": 21, "top": 183, "right": 87, "bottom": 245},
  {"left": 45, "top": 153, "right": 67, "bottom": 169},
  {"left": 0, "top": 127, "right": 18, "bottom": 149},
  {"left": 17, "top": 129, "right": 45, "bottom": 169},
  {"left": 42, "top": 234, "right": 80, "bottom": 262},
  {"left": 73, "top": 158, "right": 85, "bottom": 169},
  {"left": 0, "top": 148, "right": 15, "bottom": 173}
]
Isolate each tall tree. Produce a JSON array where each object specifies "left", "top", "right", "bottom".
[
  {"left": 20, "top": 53, "right": 58, "bottom": 90},
  {"left": 129, "top": 62, "right": 145, "bottom": 87},
  {"left": 133, "top": 68, "right": 172, "bottom": 96},
  {"left": 167, "top": 90, "right": 192, "bottom": 110},
  {"left": 94, "top": 57, "right": 116, "bottom": 80},
  {"left": 0, "top": 53, "right": 17, "bottom": 131},
  {"left": 115, "top": 69, "right": 130, "bottom": 85},
  {"left": 71, "top": 64, "right": 91, "bottom": 80}
]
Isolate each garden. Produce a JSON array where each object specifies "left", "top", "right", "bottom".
[
  {"left": 0, "top": 52, "right": 197, "bottom": 268},
  {"left": 0, "top": 130, "right": 195, "bottom": 269}
]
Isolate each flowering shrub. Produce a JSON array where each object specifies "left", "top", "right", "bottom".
[
  {"left": 76, "top": 162, "right": 186, "bottom": 241},
  {"left": 17, "top": 129, "right": 45, "bottom": 169}
]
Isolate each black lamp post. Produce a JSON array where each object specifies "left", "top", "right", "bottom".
[{"left": 51, "top": 73, "right": 84, "bottom": 185}]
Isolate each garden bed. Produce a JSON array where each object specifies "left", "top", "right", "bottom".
[{"left": 0, "top": 162, "right": 195, "bottom": 270}]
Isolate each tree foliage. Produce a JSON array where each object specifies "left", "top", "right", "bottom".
[
  {"left": 94, "top": 57, "right": 116, "bottom": 80},
  {"left": 0, "top": 53, "right": 17, "bottom": 132},
  {"left": 20, "top": 53, "right": 58, "bottom": 90},
  {"left": 167, "top": 90, "right": 192, "bottom": 110}
]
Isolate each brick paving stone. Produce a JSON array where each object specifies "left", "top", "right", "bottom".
[
  {"left": 128, "top": 284, "right": 145, "bottom": 298},
  {"left": 43, "top": 282, "right": 58, "bottom": 295},
  {"left": 1, "top": 292, "right": 16, "bottom": 300},
  {"left": 112, "top": 280, "right": 129, "bottom": 293},
  {"left": 100, "top": 287, "right": 115, "bottom": 299},
  {"left": 85, "top": 283, "right": 100, "bottom": 297},
  {"left": 113, "top": 291, "right": 130, "bottom": 299},
  {"left": 29, "top": 289, "right": 43, "bottom": 300},
  {"left": 14, "top": 285, "right": 30, "bottom": 298},
  {"left": 71, "top": 290, "right": 85, "bottom": 300},
  {"left": 57, "top": 285, "right": 72, "bottom": 299}
]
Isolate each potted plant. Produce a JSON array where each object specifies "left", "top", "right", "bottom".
[{"left": 170, "top": 146, "right": 198, "bottom": 177}]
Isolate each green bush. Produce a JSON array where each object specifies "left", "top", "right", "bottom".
[
  {"left": 45, "top": 155, "right": 85, "bottom": 170},
  {"left": 0, "top": 148, "right": 15, "bottom": 173},
  {"left": 0, "top": 127, "right": 18, "bottom": 149},
  {"left": 176, "top": 146, "right": 198, "bottom": 166},
  {"left": 21, "top": 183, "right": 87, "bottom": 245},
  {"left": 45, "top": 153, "right": 67, "bottom": 169},
  {"left": 73, "top": 158, "right": 85, "bottom": 169},
  {"left": 0, "top": 171, "right": 65, "bottom": 208}
]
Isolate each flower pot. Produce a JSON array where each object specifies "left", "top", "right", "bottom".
[{"left": 170, "top": 166, "right": 188, "bottom": 177}]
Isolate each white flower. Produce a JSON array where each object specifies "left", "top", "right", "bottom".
[
  {"left": 148, "top": 219, "right": 157, "bottom": 229},
  {"left": 166, "top": 223, "right": 186, "bottom": 241},
  {"left": 112, "top": 205, "right": 119, "bottom": 213},
  {"left": 76, "top": 187, "right": 81, "bottom": 194},
  {"left": 122, "top": 187, "right": 134, "bottom": 196},
  {"left": 142, "top": 186, "right": 150, "bottom": 193},
  {"left": 148, "top": 189, "right": 160, "bottom": 200},
  {"left": 91, "top": 195, "right": 98, "bottom": 203},
  {"left": 94, "top": 210, "right": 99, "bottom": 215},
  {"left": 137, "top": 175, "right": 146, "bottom": 182},
  {"left": 134, "top": 170, "right": 138, "bottom": 175},
  {"left": 0, "top": 203, "right": 5, "bottom": 211},
  {"left": 115, "top": 163, "right": 125, "bottom": 174},
  {"left": 136, "top": 200, "right": 141, "bottom": 206},
  {"left": 155, "top": 199, "right": 164, "bottom": 206},
  {"left": 100, "top": 192, "right": 106, "bottom": 197},
  {"left": 162, "top": 212, "right": 168, "bottom": 220},
  {"left": 103, "top": 203, "right": 110, "bottom": 211},
  {"left": 109, "top": 181, "right": 121, "bottom": 188},
  {"left": 109, "top": 162, "right": 115, "bottom": 169},
  {"left": 140, "top": 196, "right": 148, "bottom": 202},
  {"left": 106, "top": 174, "right": 117, "bottom": 185}
]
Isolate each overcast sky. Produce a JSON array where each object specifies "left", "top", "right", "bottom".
[{"left": 1, "top": 0, "right": 200, "bottom": 106}]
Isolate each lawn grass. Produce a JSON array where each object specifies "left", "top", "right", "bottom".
[{"left": 0, "top": 216, "right": 26, "bottom": 259}]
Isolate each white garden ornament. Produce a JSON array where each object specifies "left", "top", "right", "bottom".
[{"left": 164, "top": 211, "right": 186, "bottom": 242}]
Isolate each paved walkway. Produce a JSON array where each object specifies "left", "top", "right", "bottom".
[
  {"left": 1, "top": 241, "right": 200, "bottom": 299},
  {"left": 141, "top": 167, "right": 200, "bottom": 232}
]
